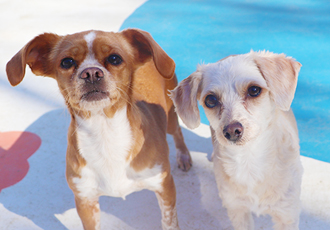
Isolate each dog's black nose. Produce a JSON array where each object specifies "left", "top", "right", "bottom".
[
  {"left": 223, "top": 122, "right": 243, "bottom": 142},
  {"left": 80, "top": 67, "right": 104, "bottom": 83}
]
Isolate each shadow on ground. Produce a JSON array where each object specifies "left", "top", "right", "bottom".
[{"left": 0, "top": 108, "right": 329, "bottom": 229}]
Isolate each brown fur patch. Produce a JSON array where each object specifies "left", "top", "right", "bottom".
[
  {"left": 6, "top": 33, "right": 61, "bottom": 86},
  {"left": 6, "top": 29, "right": 191, "bottom": 229}
]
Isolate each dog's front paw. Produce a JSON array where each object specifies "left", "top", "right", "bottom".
[{"left": 176, "top": 149, "right": 192, "bottom": 171}]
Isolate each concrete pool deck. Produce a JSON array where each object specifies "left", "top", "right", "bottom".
[{"left": 0, "top": 0, "right": 329, "bottom": 229}]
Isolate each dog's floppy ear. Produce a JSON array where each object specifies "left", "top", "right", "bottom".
[
  {"left": 121, "top": 29, "right": 175, "bottom": 79},
  {"left": 254, "top": 51, "right": 301, "bottom": 111},
  {"left": 170, "top": 71, "right": 202, "bottom": 129},
  {"left": 6, "top": 33, "right": 61, "bottom": 86}
]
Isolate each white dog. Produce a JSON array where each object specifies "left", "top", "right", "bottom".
[{"left": 170, "top": 51, "right": 303, "bottom": 230}]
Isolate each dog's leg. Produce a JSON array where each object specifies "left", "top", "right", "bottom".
[
  {"left": 156, "top": 173, "right": 180, "bottom": 230},
  {"left": 75, "top": 196, "right": 101, "bottom": 230},
  {"left": 167, "top": 105, "right": 192, "bottom": 171},
  {"left": 227, "top": 207, "right": 254, "bottom": 230},
  {"left": 269, "top": 187, "right": 300, "bottom": 230},
  {"left": 270, "top": 210, "right": 300, "bottom": 230}
]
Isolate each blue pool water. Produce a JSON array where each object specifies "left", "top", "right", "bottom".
[{"left": 121, "top": 0, "right": 330, "bottom": 162}]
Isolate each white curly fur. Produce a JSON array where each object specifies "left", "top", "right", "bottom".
[{"left": 171, "top": 51, "right": 303, "bottom": 230}]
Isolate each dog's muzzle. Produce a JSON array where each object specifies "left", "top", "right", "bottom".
[
  {"left": 79, "top": 67, "right": 108, "bottom": 101},
  {"left": 223, "top": 122, "right": 244, "bottom": 142},
  {"left": 80, "top": 67, "right": 104, "bottom": 83}
]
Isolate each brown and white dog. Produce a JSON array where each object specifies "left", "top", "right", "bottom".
[
  {"left": 171, "top": 51, "right": 303, "bottom": 230},
  {"left": 6, "top": 29, "right": 192, "bottom": 230}
]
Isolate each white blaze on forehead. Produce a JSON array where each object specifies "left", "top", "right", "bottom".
[
  {"left": 79, "top": 31, "right": 100, "bottom": 69},
  {"left": 84, "top": 31, "right": 96, "bottom": 52}
]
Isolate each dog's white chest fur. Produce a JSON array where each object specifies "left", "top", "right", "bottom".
[
  {"left": 215, "top": 124, "right": 301, "bottom": 216},
  {"left": 73, "top": 106, "right": 163, "bottom": 199},
  {"left": 218, "top": 143, "right": 271, "bottom": 214},
  {"left": 221, "top": 136, "right": 270, "bottom": 187}
]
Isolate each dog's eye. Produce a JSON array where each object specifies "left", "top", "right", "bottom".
[
  {"left": 107, "top": 54, "right": 123, "bottom": 66},
  {"left": 61, "top": 58, "right": 76, "bottom": 69},
  {"left": 205, "top": 95, "right": 218, "bottom": 108},
  {"left": 248, "top": 86, "right": 261, "bottom": 97}
]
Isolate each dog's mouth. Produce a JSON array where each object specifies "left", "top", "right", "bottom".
[
  {"left": 217, "top": 135, "right": 246, "bottom": 146},
  {"left": 228, "top": 139, "right": 245, "bottom": 146},
  {"left": 81, "top": 90, "right": 108, "bottom": 101}
]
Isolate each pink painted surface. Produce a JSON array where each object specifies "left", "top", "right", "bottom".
[{"left": 0, "top": 131, "right": 41, "bottom": 192}]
